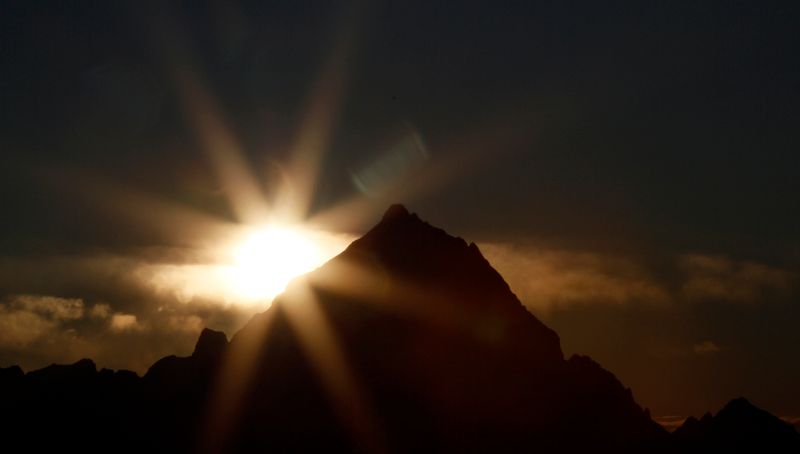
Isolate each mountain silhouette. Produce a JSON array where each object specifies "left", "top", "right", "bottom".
[
  {"left": 673, "top": 397, "right": 800, "bottom": 452},
  {"left": 0, "top": 205, "right": 796, "bottom": 453}
]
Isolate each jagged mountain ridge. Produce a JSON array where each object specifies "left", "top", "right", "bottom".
[
  {"left": 0, "top": 205, "right": 796, "bottom": 452},
  {"left": 673, "top": 397, "right": 800, "bottom": 452}
]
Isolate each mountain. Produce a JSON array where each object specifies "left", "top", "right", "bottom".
[
  {"left": 0, "top": 205, "right": 794, "bottom": 452},
  {"left": 673, "top": 398, "right": 800, "bottom": 452},
  {"left": 217, "top": 204, "right": 665, "bottom": 452}
]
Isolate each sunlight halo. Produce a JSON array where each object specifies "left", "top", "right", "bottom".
[{"left": 225, "top": 224, "right": 348, "bottom": 303}]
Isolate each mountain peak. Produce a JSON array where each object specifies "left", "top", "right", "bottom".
[
  {"left": 305, "top": 204, "right": 564, "bottom": 364},
  {"left": 720, "top": 397, "right": 757, "bottom": 414},
  {"left": 381, "top": 203, "right": 412, "bottom": 223},
  {"left": 674, "top": 397, "right": 800, "bottom": 449},
  {"left": 192, "top": 328, "right": 228, "bottom": 360}
]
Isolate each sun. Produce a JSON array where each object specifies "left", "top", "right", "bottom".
[{"left": 229, "top": 225, "right": 323, "bottom": 301}]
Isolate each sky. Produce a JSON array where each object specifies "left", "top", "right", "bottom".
[{"left": 1, "top": 1, "right": 799, "bottom": 421}]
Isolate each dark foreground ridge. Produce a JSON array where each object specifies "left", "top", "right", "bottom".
[
  {"left": 673, "top": 397, "right": 800, "bottom": 452},
  {"left": 1, "top": 205, "right": 797, "bottom": 453}
]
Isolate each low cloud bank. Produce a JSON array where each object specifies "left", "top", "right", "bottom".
[{"left": 481, "top": 242, "right": 797, "bottom": 312}]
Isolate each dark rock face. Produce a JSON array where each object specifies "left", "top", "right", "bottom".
[
  {"left": 0, "top": 206, "right": 793, "bottom": 452},
  {"left": 674, "top": 398, "right": 800, "bottom": 452}
]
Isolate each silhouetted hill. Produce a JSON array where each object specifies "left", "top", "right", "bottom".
[
  {"left": 0, "top": 205, "right": 793, "bottom": 452},
  {"left": 674, "top": 398, "right": 800, "bottom": 452}
]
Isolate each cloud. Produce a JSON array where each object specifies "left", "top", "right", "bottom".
[
  {"left": 0, "top": 295, "right": 86, "bottom": 348},
  {"left": 692, "top": 340, "right": 720, "bottom": 355},
  {"left": 0, "top": 255, "right": 168, "bottom": 315},
  {"left": 680, "top": 255, "right": 794, "bottom": 303},
  {"left": 165, "top": 314, "right": 204, "bottom": 333},
  {"left": 139, "top": 263, "right": 236, "bottom": 304},
  {"left": 109, "top": 313, "right": 144, "bottom": 332},
  {"left": 0, "top": 308, "right": 56, "bottom": 348},
  {"left": 12, "top": 295, "right": 84, "bottom": 320},
  {"left": 90, "top": 303, "right": 111, "bottom": 319},
  {"left": 479, "top": 244, "right": 798, "bottom": 312},
  {"left": 479, "top": 243, "right": 670, "bottom": 311},
  {"left": 0, "top": 253, "right": 259, "bottom": 373}
]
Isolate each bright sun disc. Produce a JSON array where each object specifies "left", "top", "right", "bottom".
[{"left": 230, "top": 225, "right": 322, "bottom": 301}]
